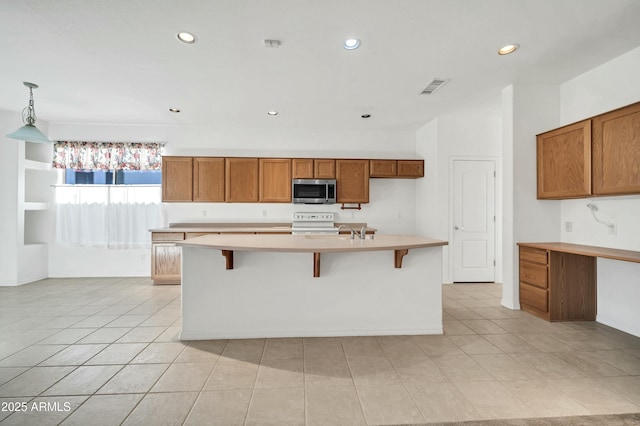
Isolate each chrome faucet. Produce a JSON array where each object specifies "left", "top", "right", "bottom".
[{"left": 338, "top": 224, "right": 366, "bottom": 240}]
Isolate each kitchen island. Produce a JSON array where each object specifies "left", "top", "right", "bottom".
[{"left": 178, "top": 234, "right": 447, "bottom": 339}]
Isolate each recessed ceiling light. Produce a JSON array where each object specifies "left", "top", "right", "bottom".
[
  {"left": 498, "top": 43, "right": 520, "bottom": 55},
  {"left": 267, "top": 111, "right": 278, "bottom": 116},
  {"left": 361, "top": 114, "right": 371, "bottom": 118},
  {"left": 177, "top": 32, "right": 196, "bottom": 44},
  {"left": 169, "top": 108, "right": 181, "bottom": 113},
  {"left": 344, "top": 38, "right": 360, "bottom": 50}
]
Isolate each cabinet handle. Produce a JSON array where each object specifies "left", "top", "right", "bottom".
[{"left": 454, "top": 225, "right": 464, "bottom": 230}]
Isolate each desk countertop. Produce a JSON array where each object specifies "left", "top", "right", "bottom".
[{"left": 518, "top": 242, "right": 640, "bottom": 264}]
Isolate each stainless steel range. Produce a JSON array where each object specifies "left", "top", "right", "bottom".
[{"left": 290, "top": 212, "right": 339, "bottom": 235}]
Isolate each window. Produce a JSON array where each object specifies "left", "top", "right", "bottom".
[
  {"left": 53, "top": 141, "right": 163, "bottom": 184},
  {"left": 53, "top": 141, "right": 166, "bottom": 248}
]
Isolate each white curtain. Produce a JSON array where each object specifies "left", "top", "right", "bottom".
[{"left": 55, "top": 186, "right": 165, "bottom": 249}]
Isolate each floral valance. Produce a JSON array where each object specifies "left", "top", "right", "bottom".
[{"left": 53, "top": 141, "right": 164, "bottom": 170}]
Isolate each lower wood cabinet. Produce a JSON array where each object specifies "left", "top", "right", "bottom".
[
  {"left": 151, "top": 232, "right": 185, "bottom": 285},
  {"left": 519, "top": 245, "right": 596, "bottom": 321}
]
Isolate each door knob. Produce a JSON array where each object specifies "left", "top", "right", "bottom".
[{"left": 454, "top": 225, "right": 464, "bottom": 230}]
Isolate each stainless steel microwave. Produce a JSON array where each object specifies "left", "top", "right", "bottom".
[{"left": 292, "top": 179, "right": 336, "bottom": 204}]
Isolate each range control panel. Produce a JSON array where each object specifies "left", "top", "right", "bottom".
[{"left": 292, "top": 212, "right": 335, "bottom": 222}]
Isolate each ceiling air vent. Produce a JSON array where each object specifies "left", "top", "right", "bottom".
[{"left": 420, "top": 78, "right": 450, "bottom": 95}]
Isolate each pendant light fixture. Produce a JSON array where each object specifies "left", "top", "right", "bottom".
[{"left": 6, "top": 82, "right": 51, "bottom": 144}]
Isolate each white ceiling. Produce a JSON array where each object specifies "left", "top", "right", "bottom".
[{"left": 2, "top": 0, "right": 640, "bottom": 132}]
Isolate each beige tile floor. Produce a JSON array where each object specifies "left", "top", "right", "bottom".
[{"left": 0, "top": 278, "right": 639, "bottom": 425}]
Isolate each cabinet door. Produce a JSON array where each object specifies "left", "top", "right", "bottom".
[
  {"left": 536, "top": 120, "right": 591, "bottom": 199},
  {"left": 314, "top": 159, "right": 336, "bottom": 179},
  {"left": 151, "top": 243, "right": 181, "bottom": 284},
  {"left": 225, "top": 158, "right": 259, "bottom": 202},
  {"left": 397, "top": 160, "right": 424, "bottom": 178},
  {"left": 162, "top": 157, "right": 193, "bottom": 202},
  {"left": 259, "top": 158, "right": 292, "bottom": 202},
  {"left": 292, "top": 159, "right": 313, "bottom": 179},
  {"left": 336, "top": 159, "right": 369, "bottom": 203},
  {"left": 370, "top": 160, "right": 397, "bottom": 177},
  {"left": 549, "top": 252, "right": 596, "bottom": 321},
  {"left": 592, "top": 102, "right": 640, "bottom": 195},
  {"left": 193, "top": 157, "right": 225, "bottom": 202}
]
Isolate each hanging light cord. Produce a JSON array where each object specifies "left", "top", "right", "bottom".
[
  {"left": 24, "top": 86, "right": 36, "bottom": 125},
  {"left": 586, "top": 202, "right": 615, "bottom": 228}
]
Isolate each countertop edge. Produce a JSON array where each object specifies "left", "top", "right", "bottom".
[
  {"left": 518, "top": 242, "right": 640, "bottom": 264},
  {"left": 177, "top": 234, "right": 447, "bottom": 253}
]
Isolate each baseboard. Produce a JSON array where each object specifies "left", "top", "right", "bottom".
[
  {"left": 596, "top": 314, "right": 640, "bottom": 338},
  {"left": 0, "top": 273, "right": 48, "bottom": 287},
  {"left": 180, "top": 327, "right": 444, "bottom": 341}
]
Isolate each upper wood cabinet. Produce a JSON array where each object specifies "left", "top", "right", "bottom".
[
  {"left": 336, "top": 159, "right": 369, "bottom": 203},
  {"left": 397, "top": 160, "right": 424, "bottom": 178},
  {"left": 592, "top": 102, "right": 640, "bottom": 195},
  {"left": 370, "top": 160, "right": 397, "bottom": 177},
  {"left": 370, "top": 159, "right": 424, "bottom": 178},
  {"left": 162, "top": 156, "right": 193, "bottom": 202},
  {"left": 225, "top": 158, "right": 259, "bottom": 202},
  {"left": 536, "top": 120, "right": 592, "bottom": 199},
  {"left": 193, "top": 157, "right": 225, "bottom": 202},
  {"left": 292, "top": 159, "right": 313, "bottom": 179},
  {"left": 314, "top": 159, "right": 336, "bottom": 179},
  {"left": 259, "top": 158, "right": 292, "bottom": 202},
  {"left": 163, "top": 155, "right": 423, "bottom": 204}
]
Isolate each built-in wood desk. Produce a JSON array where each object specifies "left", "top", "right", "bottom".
[{"left": 517, "top": 242, "right": 640, "bottom": 322}]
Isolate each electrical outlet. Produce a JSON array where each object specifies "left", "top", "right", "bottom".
[
  {"left": 564, "top": 221, "right": 572, "bottom": 232},
  {"left": 608, "top": 224, "right": 617, "bottom": 235},
  {"left": 202, "top": 209, "right": 207, "bottom": 217},
  {"left": 262, "top": 210, "right": 267, "bottom": 217}
]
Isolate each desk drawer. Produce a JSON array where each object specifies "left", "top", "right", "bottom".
[
  {"left": 520, "top": 247, "right": 548, "bottom": 265},
  {"left": 520, "top": 283, "right": 548, "bottom": 313},
  {"left": 152, "top": 232, "right": 185, "bottom": 242},
  {"left": 520, "top": 261, "right": 547, "bottom": 289}
]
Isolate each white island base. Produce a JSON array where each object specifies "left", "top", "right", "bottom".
[{"left": 180, "top": 235, "right": 445, "bottom": 339}]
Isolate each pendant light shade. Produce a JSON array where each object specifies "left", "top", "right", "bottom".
[{"left": 6, "top": 82, "right": 51, "bottom": 144}]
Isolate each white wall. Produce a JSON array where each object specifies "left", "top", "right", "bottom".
[
  {"left": 0, "top": 109, "right": 21, "bottom": 284},
  {"left": 47, "top": 122, "right": 419, "bottom": 277},
  {"left": 559, "top": 46, "right": 640, "bottom": 251},
  {"left": 558, "top": 46, "right": 640, "bottom": 336},
  {"left": 416, "top": 95, "right": 502, "bottom": 284},
  {"left": 502, "top": 85, "right": 562, "bottom": 308}
]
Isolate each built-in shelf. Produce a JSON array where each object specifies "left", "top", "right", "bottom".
[
  {"left": 24, "top": 159, "right": 51, "bottom": 171},
  {"left": 24, "top": 202, "right": 49, "bottom": 211},
  {"left": 23, "top": 242, "right": 48, "bottom": 248}
]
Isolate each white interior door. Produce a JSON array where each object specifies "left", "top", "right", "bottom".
[{"left": 452, "top": 160, "right": 496, "bottom": 282}]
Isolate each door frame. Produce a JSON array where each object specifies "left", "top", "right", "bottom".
[{"left": 448, "top": 156, "right": 501, "bottom": 283}]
